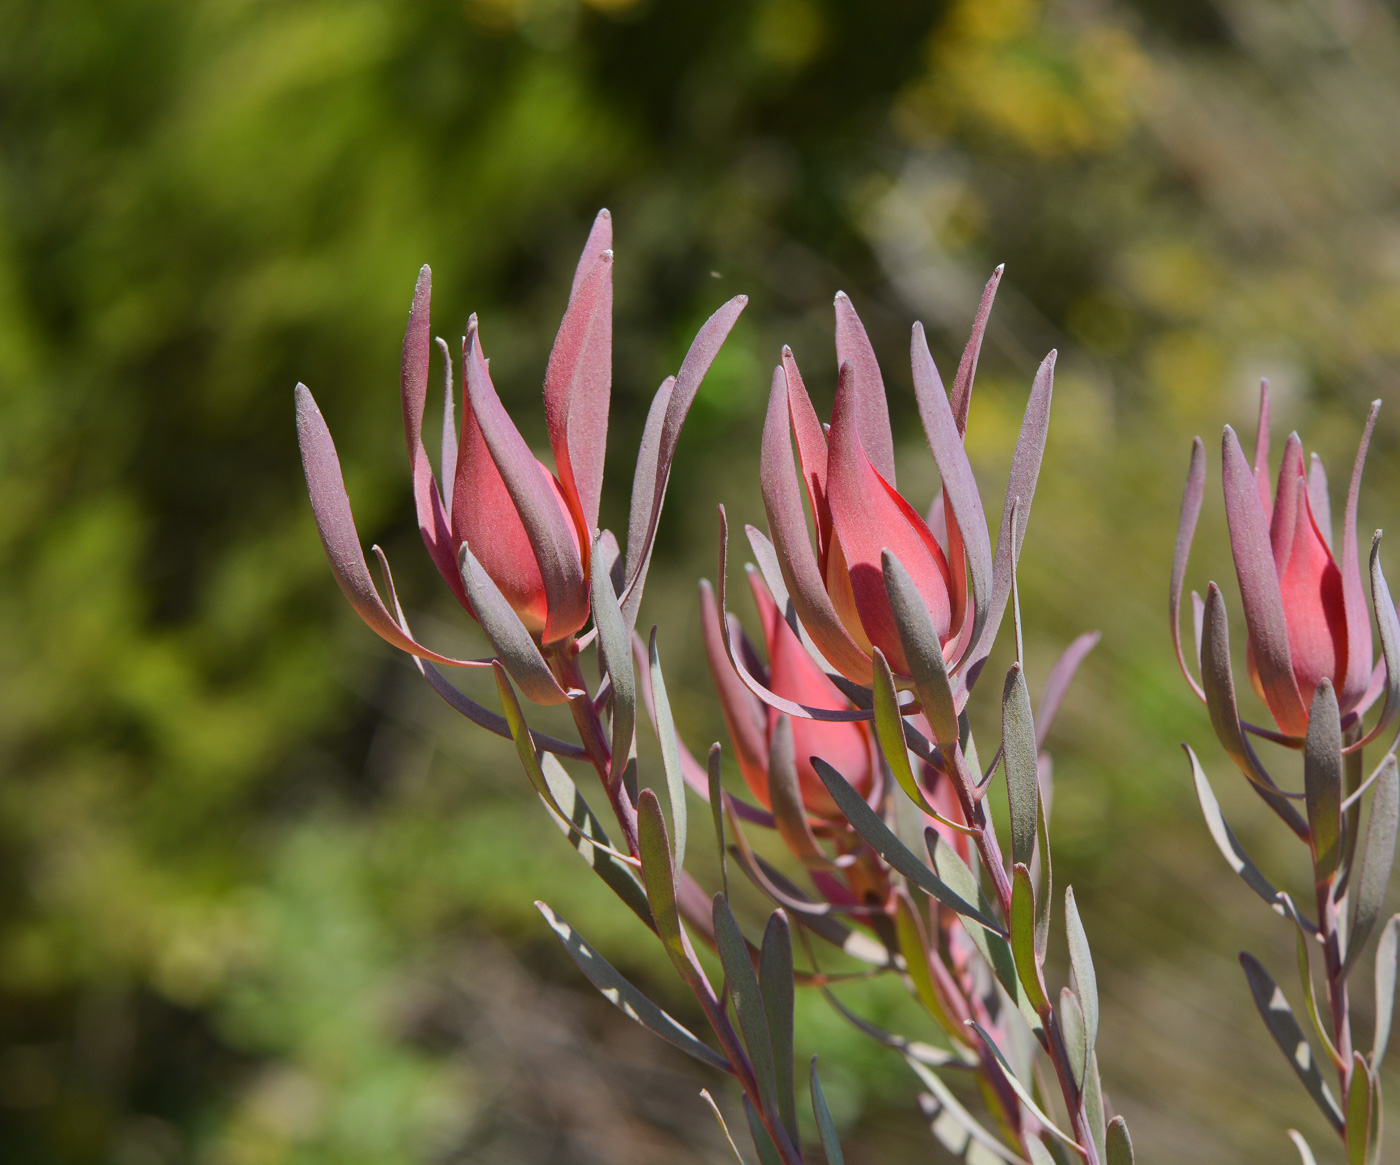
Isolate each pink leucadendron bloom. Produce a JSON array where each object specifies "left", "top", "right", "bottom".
[
  {"left": 1174, "top": 383, "right": 1386, "bottom": 737},
  {"left": 700, "top": 574, "right": 874, "bottom": 818}
]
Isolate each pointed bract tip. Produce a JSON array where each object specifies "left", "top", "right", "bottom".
[
  {"left": 597, "top": 207, "right": 611, "bottom": 219},
  {"left": 781, "top": 344, "right": 793, "bottom": 358},
  {"left": 417, "top": 264, "right": 430, "bottom": 279},
  {"left": 993, "top": 263, "right": 1005, "bottom": 275},
  {"left": 834, "top": 290, "right": 849, "bottom": 303},
  {"left": 734, "top": 294, "right": 748, "bottom": 306},
  {"left": 1192, "top": 435, "right": 1205, "bottom": 451}
]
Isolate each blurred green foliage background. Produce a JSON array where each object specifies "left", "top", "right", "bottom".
[{"left": 3, "top": 0, "right": 1400, "bottom": 1161}]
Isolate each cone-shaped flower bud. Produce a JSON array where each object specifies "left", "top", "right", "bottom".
[{"left": 700, "top": 576, "right": 874, "bottom": 819}]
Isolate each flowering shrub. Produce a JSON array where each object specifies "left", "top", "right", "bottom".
[{"left": 297, "top": 215, "right": 1398, "bottom": 1163}]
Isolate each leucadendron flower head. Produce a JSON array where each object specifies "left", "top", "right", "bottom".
[
  {"left": 296, "top": 210, "right": 745, "bottom": 705},
  {"left": 1172, "top": 382, "right": 1399, "bottom": 745}
]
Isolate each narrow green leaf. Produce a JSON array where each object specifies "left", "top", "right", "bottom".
[
  {"left": 647, "top": 628, "right": 688, "bottom": 870},
  {"left": 714, "top": 895, "right": 779, "bottom": 1125},
  {"left": 809, "top": 1057, "right": 846, "bottom": 1165},
  {"left": 1278, "top": 892, "right": 1344, "bottom": 1069},
  {"left": 894, "top": 890, "right": 961, "bottom": 1041},
  {"left": 883, "top": 551, "right": 958, "bottom": 744},
  {"left": 1239, "top": 952, "right": 1345, "bottom": 1131},
  {"left": 767, "top": 716, "right": 838, "bottom": 868},
  {"left": 813, "top": 757, "right": 1004, "bottom": 934},
  {"left": 1034, "top": 782, "right": 1052, "bottom": 959},
  {"left": 539, "top": 752, "right": 654, "bottom": 929},
  {"left": 1348, "top": 1053, "right": 1373, "bottom": 1165},
  {"left": 590, "top": 539, "right": 635, "bottom": 785},
  {"left": 966, "top": 1020, "right": 1082, "bottom": 1151},
  {"left": 1065, "top": 886, "right": 1099, "bottom": 1065},
  {"left": 1011, "top": 865, "right": 1050, "bottom": 1012},
  {"left": 1002, "top": 663, "right": 1038, "bottom": 868},
  {"left": 1346, "top": 756, "right": 1398, "bottom": 978},
  {"left": 1366, "top": 1070, "right": 1381, "bottom": 1165},
  {"left": 822, "top": 986, "right": 975, "bottom": 1068},
  {"left": 1288, "top": 1129, "right": 1319, "bottom": 1165},
  {"left": 1027, "top": 1137, "right": 1057, "bottom": 1165},
  {"left": 708, "top": 743, "right": 729, "bottom": 899},
  {"left": 1305, "top": 680, "right": 1344, "bottom": 884},
  {"left": 536, "top": 902, "right": 730, "bottom": 1072},
  {"left": 742, "top": 1095, "right": 783, "bottom": 1165},
  {"left": 1105, "top": 1116, "right": 1134, "bottom": 1165},
  {"left": 638, "top": 790, "right": 707, "bottom": 994},
  {"left": 1084, "top": 1051, "right": 1107, "bottom": 1161},
  {"left": 700, "top": 1090, "right": 752, "bottom": 1165},
  {"left": 1373, "top": 914, "right": 1400, "bottom": 1064},
  {"left": 904, "top": 1054, "right": 1027, "bottom": 1164},
  {"left": 760, "top": 911, "right": 797, "bottom": 1141},
  {"left": 1186, "top": 746, "right": 1289, "bottom": 919},
  {"left": 1060, "top": 987, "right": 1087, "bottom": 1089}
]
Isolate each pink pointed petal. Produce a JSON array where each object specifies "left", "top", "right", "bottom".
[
  {"left": 464, "top": 322, "right": 589, "bottom": 644},
  {"left": 782, "top": 346, "right": 832, "bottom": 562},
  {"left": 744, "top": 524, "right": 847, "bottom": 682},
  {"left": 833, "top": 291, "right": 896, "bottom": 485},
  {"left": 827, "top": 361, "right": 952, "bottom": 673},
  {"left": 619, "top": 295, "right": 748, "bottom": 611},
  {"left": 912, "top": 322, "right": 992, "bottom": 665},
  {"left": 295, "top": 385, "right": 488, "bottom": 668},
  {"left": 1279, "top": 485, "right": 1346, "bottom": 710},
  {"left": 717, "top": 507, "right": 874, "bottom": 722},
  {"left": 458, "top": 543, "right": 573, "bottom": 705},
  {"left": 1035, "top": 631, "right": 1100, "bottom": 749},
  {"left": 545, "top": 249, "right": 612, "bottom": 538},
  {"left": 1222, "top": 425, "right": 1308, "bottom": 734},
  {"left": 435, "top": 337, "right": 458, "bottom": 524},
  {"left": 1339, "top": 402, "right": 1381, "bottom": 710},
  {"left": 1171, "top": 438, "right": 1207, "bottom": 700},
  {"left": 950, "top": 264, "right": 1003, "bottom": 436},
  {"left": 569, "top": 208, "right": 612, "bottom": 301},
  {"left": 1308, "top": 453, "right": 1332, "bottom": 549},
  {"left": 699, "top": 579, "right": 771, "bottom": 804},
  {"left": 749, "top": 572, "right": 874, "bottom": 804},
  {"left": 758, "top": 366, "right": 873, "bottom": 683},
  {"left": 1269, "top": 434, "right": 1305, "bottom": 574},
  {"left": 968, "top": 351, "right": 1055, "bottom": 683},
  {"left": 1253, "top": 380, "right": 1272, "bottom": 516}
]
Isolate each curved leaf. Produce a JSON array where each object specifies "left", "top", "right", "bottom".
[
  {"left": 1002, "top": 664, "right": 1038, "bottom": 868},
  {"left": 1065, "top": 885, "right": 1099, "bottom": 1065},
  {"left": 809, "top": 1058, "right": 846, "bottom": 1165},
  {"left": 646, "top": 628, "right": 688, "bottom": 871},
  {"left": 1345, "top": 756, "right": 1397, "bottom": 977}
]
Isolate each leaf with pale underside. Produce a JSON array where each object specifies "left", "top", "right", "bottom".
[
  {"left": 1288, "top": 1129, "right": 1318, "bottom": 1165},
  {"left": 591, "top": 538, "right": 635, "bottom": 785},
  {"left": 461, "top": 543, "right": 571, "bottom": 705},
  {"left": 1373, "top": 915, "right": 1400, "bottom": 1064},
  {"left": 1239, "top": 952, "right": 1344, "bottom": 1131},
  {"left": 1278, "top": 892, "right": 1343, "bottom": 1069},
  {"left": 1171, "top": 437, "right": 1207, "bottom": 699},
  {"left": 1065, "top": 885, "right": 1098, "bottom": 1067},
  {"left": 883, "top": 552, "right": 959, "bottom": 743},
  {"left": 966, "top": 1020, "right": 1082, "bottom": 1151},
  {"left": 1304, "top": 680, "right": 1343, "bottom": 884},
  {"left": 1002, "top": 664, "right": 1038, "bottom": 869},
  {"left": 536, "top": 903, "right": 728, "bottom": 1072},
  {"left": 1345, "top": 757, "right": 1398, "bottom": 978},
  {"left": 700, "top": 1090, "right": 752, "bottom": 1165},
  {"left": 904, "top": 1054, "right": 1026, "bottom": 1164},
  {"left": 1060, "top": 987, "right": 1087, "bottom": 1089},
  {"left": 647, "top": 628, "right": 688, "bottom": 871},
  {"left": 813, "top": 758, "right": 1002, "bottom": 934}
]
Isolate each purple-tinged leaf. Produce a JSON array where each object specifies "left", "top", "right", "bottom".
[
  {"left": 647, "top": 628, "right": 688, "bottom": 871},
  {"left": 569, "top": 207, "right": 612, "bottom": 300},
  {"left": 622, "top": 376, "right": 674, "bottom": 629},
  {"left": 833, "top": 291, "right": 895, "bottom": 485},
  {"left": 1270, "top": 434, "right": 1305, "bottom": 574},
  {"left": 708, "top": 744, "right": 730, "bottom": 899},
  {"left": 1037, "top": 631, "right": 1100, "bottom": 749},
  {"left": 713, "top": 894, "right": 780, "bottom": 1126},
  {"left": 966, "top": 1020, "right": 1082, "bottom": 1151},
  {"left": 766, "top": 717, "right": 838, "bottom": 869},
  {"left": 1304, "top": 680, "right": 1344, "bottom": 884},
  {"left": 295, "top": 385, "right": 487, "bottom": 666},
  {"left": 1002, "top": 663, "right": 1038, "bottom": 869},
  {"left": 912, "top": 322, "right": 993, "bottom": 663},
  {"left": 1344, "top": 757, "right": 1398, "bottom": 979},
  {"left": 1060, "top": 987, "right": 1088, "bottom": 1089},
  {"left": 882, "top": 551, "right": 958, "bottom": 745},
  {"left": 1065, "top": 885, "right": 1098, "bottom": 1065},
  {"left": 1171, "top": 437, "right": 1207, "bottom": 700},
  {"left": 822, "top": 988, "right": 972, "bottom": 1068},
  {"left": 1340, "top": 403, "right": 1381, "bottom": 711},
  {"left": 536, "top": 902, "right": 729, "bottom": 1072},
  {"left": 1351, "top": 535, "right": 1400, "bottom": 751},
  {"left": 1309, "top": 454, "right": 1332, "bottom": 548},
  {"left": 620, "top": 296, "right": 748, "bottom": 612},
  {"left": 1199, "top": 584, "right": 1310, "bottom": 835},
  {"left": 1106, "top": 1117, "right": 1135, "bottom": 1165},
  {"left": 758, "top": 367, "right": 874, "bottom": 683},
  {"left": 781, "top": 347, "right": 833, "bottom": 560},
  {"left": 808, "top": 1058, "right": 846, "bottom": 1165},
  {"left": 1222, "top": 424, "right": 1309, "bottom": 734},
  {"left": 458, "top": 543, "right": 573, "bottom": 704},
  {"left": 742, "top": 1096, "right": 783, "bottom": 1165},
  {"left": 1254, "top": 379, "right": 1273, "bottom": 513},
  {"left": 745, "top": 525, "right": 843, "bottom": 681},
  {"left": 464, "top": 322, "right": 589, "bottom": 643},
  {"left": 1239, "top": 952, "right": 1345, "bottom": 1132},
  {"left": 894, "top": 889, "right": 961, "bottom": 1041},
  {"left": 759, "top": 911, "right": 797, "bottom": 1140},
  {"left": 717, "top": 508, "right": 874, "bottom": 721},
  {"left": 1373, "top": 915, "right": 1400, "bottom": 1064},
  {"left": 904, "top": 1054, "right": 1024, "bottom": 1164},
  {"left": 638, "top": 790, "right": 710, "bottom": 996},
  {"left": 812, "top": 757, "right": 1002, "bottom": 933},
  {"left": 970, "top": 351, "right": 1055, "bottom": 681},
  {"left": 435, "top": 337, "right": 458, "bottom": 523},
  {"left": 1010, "top": 864, "right": 1049, "bottom": 1012},
  {"left": 590, "top": 537, "right": 634, "bottom": 790},
  {"left": 545, "top": 247, "right": 612, "bottom": 539},
  {"left": 1185, "top": 745, "right": 1297, "bottom": 923},
  {"left": 950, "top": 265, "right": 1002, "bottom": 437}
]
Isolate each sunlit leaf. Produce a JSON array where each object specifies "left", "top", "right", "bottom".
[
  {"left": 1060, "top": 988, "right": 1087, "bottom": 1089},
  {"left": 1002, "top": 664, "right": 1038, "bottom": 868},
  {"left": 1347, "top": 1052, "right": 1372, "bottom": 1165},
  {"left": 1065, "top": 886, "right": 1098, "bottom": 1067},
  {"left": 1010, "top": 864, "right": 1049, "bottom": 1012},
  {"left": 905, "top": 1054, "right": 1026, "bottom": 1163},
  {"left": 646, "top": 628, "right": 688, "bottom": 870},
  {"left": 1304, "top": 681, "right": 1344, "bottom": 884},
  {"left": 1373, "top": 915, "right": 1400, "bottom": 1065},
  {"left": 1105, "top": 1116, "right": 1134, "bottom": 1165},
  {"left": 967, "top": 1021, "right": 1081, "bottom": 1151},
  {"left": 1287, "top": 1129, "right": 1318, "bottom": 1165},
  {"left": 1345, "top": 757, "right": 1398, "bottom": 978}
]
